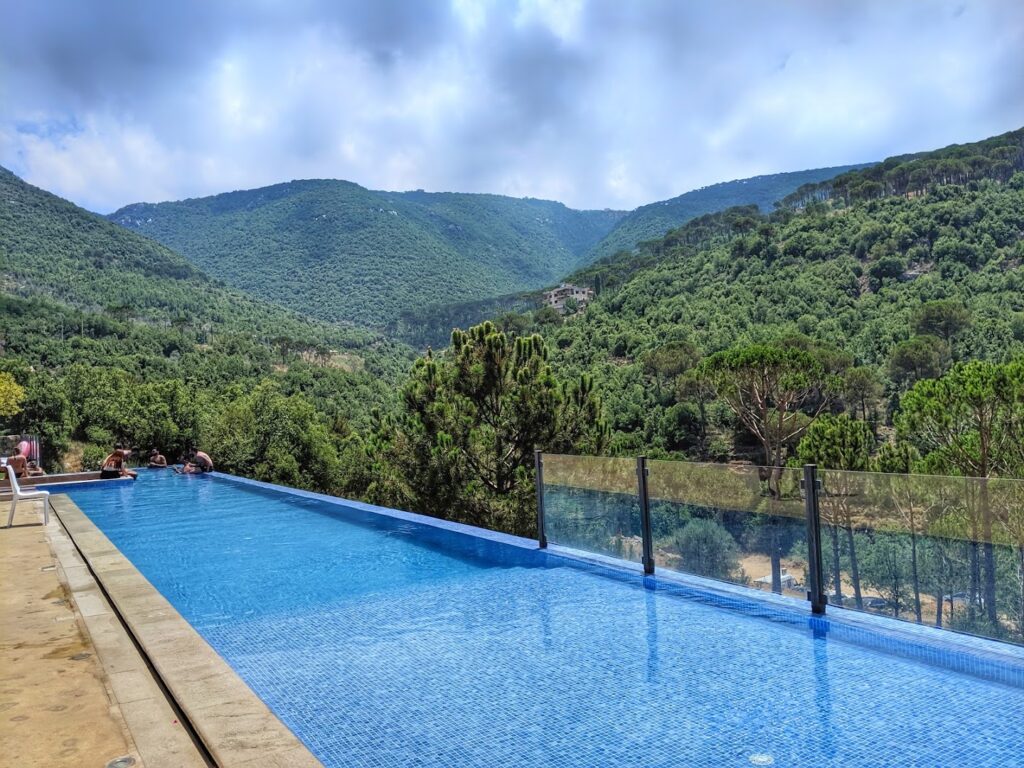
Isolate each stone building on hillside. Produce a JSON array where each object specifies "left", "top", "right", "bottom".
[{"left": 543, "top": 283, "right": 594, "bottom": 313}]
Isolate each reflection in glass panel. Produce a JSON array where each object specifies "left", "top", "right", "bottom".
[
  {"left": 541, "top": 454, "right": 642, "bottom": 562},
  {"left": 819, "top": 469, "right": 1024, "bottom": 645},
  {"left": 647, "top": 461, "right": 806, "bottom": 599}
]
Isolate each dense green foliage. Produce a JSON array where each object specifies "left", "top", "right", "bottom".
[
  {"left": 0, "top": 370, "right": 25, "bottom": 418},
  {"left": 388, "top": 290, "right": 541, "bottom": 350},
  {"left": 698, "top": 344, "right": 838, "bottom": 469},
  {"left": 517, "top": 174, "right": 1024, "bottom": 459},
  {"left": 586, "top": 164, "right": 871, "bottom": 262},
  {"left": 348, "top": 322, "right": 608, "bottom": 536},
  {"left": 384, "top": 166, "right": 873, "bottom": 347},
  {"left": 0, "top": 167, "right": 387, "bottom": 351},
  {"left": 109, "top": 180, "right": 625, "bottom": 328},
  {"left": 894, "top": 359, "right": 1024, "bottom": 626},
  {"left": 673, "top": 518, "right": 741, "bottom": 581},
  {"left": 782, "top": 127, "right": 1024, "bottom": 207},
  {"left": 0, "top": 167, "right": 411, "bottom": 481}
]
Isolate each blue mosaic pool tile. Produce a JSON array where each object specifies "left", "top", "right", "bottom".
[{"left": 66, "top": 471, "right": 1024, "bottom": 768}]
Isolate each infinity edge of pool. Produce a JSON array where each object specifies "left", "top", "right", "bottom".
[{"left": 212, "top": 471, "right": 1024, "bottom": 688}]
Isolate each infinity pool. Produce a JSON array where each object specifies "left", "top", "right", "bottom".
[{"left": 67, "top": 470, "right": 1023, "bottom": 767}]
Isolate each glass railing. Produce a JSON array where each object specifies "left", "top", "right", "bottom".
[
  {"left": 818, "top": 469, "right": 1024, "bottom": 643},
  {"left": 538, "top": 454, "right": 1024, "bottom": 646},
  {"left": 647, "top": 461, "right": 807, "bottom": 598},
  {"left": 540, "top": 454, "right": 643, "bottom": 563}
]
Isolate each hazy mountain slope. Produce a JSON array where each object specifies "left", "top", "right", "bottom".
[
  {"left": 109, "top": 180, "right": 625, "bottom": 328},
  {"left": 586, "top": 164, "right": 872, "bottom": 262}
]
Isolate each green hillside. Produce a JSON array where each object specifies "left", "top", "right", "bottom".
[
  {"left": 585, "top": 164, "right": 872, "bottom": 262},
  {"left": 0, "top": 166, "right": 411, "bottom": 480},
  {"left": 109, "top": 181, "right": 625, "bottom": 328},
  {"left": 482, "top": 161, "right": 1024, "bottom": 458},
  {"left": 781, "top": 127, "right": 1024, "bottom": 207},
  {"left": 0, "top": 166, "right": 394, "bottom": 354},
  {"left": 388, "top": 290, "right": 541, "bottom": 350},
  {"left": 388, "top": 165, "right": 875, "bottom": 347}
]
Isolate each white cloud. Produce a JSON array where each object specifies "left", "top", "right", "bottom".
[{"left": 1, "top": 0, "right": 1022, "bottom": 213}]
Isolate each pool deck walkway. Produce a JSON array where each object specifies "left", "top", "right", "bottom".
[
  {"left": 49, "top": 494, "right": 323, "bottom": 768},
  {"left": 0, "top": 498, "right": 208, "bottom": 768}
]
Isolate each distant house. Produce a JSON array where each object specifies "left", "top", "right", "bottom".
[
  {"left": 754, "top": 568, "right": 797, "bottom": 591},
  {"left": 543, "top": 283, "right": 594, "bottom": 313}
]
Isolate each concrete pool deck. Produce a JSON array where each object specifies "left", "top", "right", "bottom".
[
  {"left": 2, "top": 495, "right": 322, "bottom": 767},
  {"left": 47, "top": 495, "right": 323, "bottom": 768},
  {"left": 0, "top": 499, "right": 150, "bottom": 767}
]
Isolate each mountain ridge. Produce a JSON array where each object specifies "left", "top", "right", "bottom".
[
  {"left": 109, "top": 180, "right": 626, "bottom": 328},
  {"left": 107, "top": 163, "right": 871, "bottom": 329},
  {"left": 0, "top": 165, "right": 403, "bottom": 365},
  {"left": 585, "top": 163, "right": 873, "bottom": 262}
]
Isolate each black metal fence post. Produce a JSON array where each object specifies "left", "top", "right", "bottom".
[
  {"left": 803, "top": 464, "right": 827, "bottom": 614},
  {"left": 637, "top": 455, "right": 654, "bottom": 575},
  {"left": 535, "top": 450, "right": 547, "bottom": 549}
]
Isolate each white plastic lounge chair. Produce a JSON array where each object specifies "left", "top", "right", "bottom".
[{"left": 5, "top": 463, "right": 50, "bottom": 527}]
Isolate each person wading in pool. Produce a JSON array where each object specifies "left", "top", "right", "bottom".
[
  {"left": 177, "top": 449, "right": 214, "bottom": 474},
  {"left": 100, "top": 445, "right": 138, "bottom": 480},
  {"left": 147, "top": 448, "right": 169, "bottom": 468}
]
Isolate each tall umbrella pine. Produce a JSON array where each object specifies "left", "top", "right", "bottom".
[
  {"left": 398, "top": 322, "right": 607, "bottom": 536},
  {"left": 699, "top": 344, "right": 841, "bottom": 593},
  {"left": 896, "top": 360, "right": 1024, "bottom": 629}
]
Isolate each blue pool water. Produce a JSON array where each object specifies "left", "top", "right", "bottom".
[{"left": 67, "top": 471, "right": 1023, "bottom": 768}]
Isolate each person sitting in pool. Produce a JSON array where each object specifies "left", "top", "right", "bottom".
[
  {"left": 5, "top": 449, "right": 28, "bottom": 478},
  {"left": 100, "top": 445, "right": 138, "bottom": 480},
  {"left": 178, "top": 449, "right": 214, "bottom": 474},
  {"left": 147, "top": 448, "right": 168, "bottom": 468}
]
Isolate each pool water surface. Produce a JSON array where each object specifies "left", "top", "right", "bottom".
[{"left": 67, "top": 470, "right": 1024, "bottom": 768}]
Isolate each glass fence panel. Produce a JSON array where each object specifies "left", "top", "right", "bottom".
[
  {"left": 541, "top": 454, "right": 642, "bottom": 562},
  {"left": 819, "top": 469, "right": 1024, "bottom": 645},
  {"left": 646, "top": 461, "right": 807, "bottom": 599}
]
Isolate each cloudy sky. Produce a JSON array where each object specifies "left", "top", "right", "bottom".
[{"left": 2, "top": 0, "right": 1022, "bottom": 213}]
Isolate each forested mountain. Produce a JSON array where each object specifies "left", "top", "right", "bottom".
[
  {"left": 389, "top": 290, "right": 541, "bottom": 349},
  {"left": 387, "top": 165, "right": 873, "bottom": 346},
  {"left": 0, "top": 166, "right": 392, "bottom": 354},
  {"left": 487, "top": 160, "right": 1024, "bottom": 459},
  {"left": 781, "top": 127, "right": 1024, "bottom": 207},
  {"left": 585, "top": 164, "right": 871, "bottom": 262},
  {"left": 109, "top": 181, "right": 626, "bottom": 327},
  {"left": 0, "top": 166, "right": 410, "bottom": 478}
]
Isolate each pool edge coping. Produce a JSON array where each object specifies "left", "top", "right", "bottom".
[
  {"left": 211, "top": 471, "right": 540, "bottom": 551},
  {"left": 50, "top": 494, "right": 325, "bottom": 768}
]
